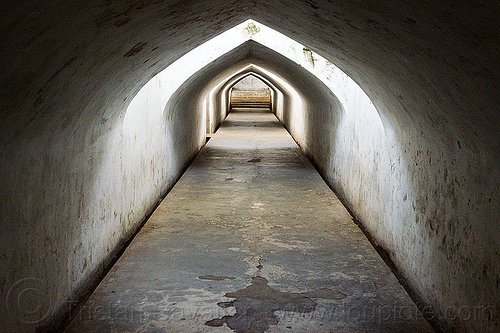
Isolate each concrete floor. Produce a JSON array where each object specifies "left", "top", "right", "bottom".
[{"left": 65, "top": 109, "right": 434, "bottom": 333}]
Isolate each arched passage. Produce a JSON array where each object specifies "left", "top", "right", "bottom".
[
  {"left": 225, "top": 72, "right": 280, "bottom": 116},
  {"left": 1, "top": 3, "right": 499, "bottom": 333},
  {"left": 229, "top": 75, "right": 272, "bottom": 110},
  {"left": 214, "top": 68, "right": 287, "bottom": 124}
]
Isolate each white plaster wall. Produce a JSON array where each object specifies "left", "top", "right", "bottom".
[{"left": 0, "top": 64, "right": 207, "bottom": 333}]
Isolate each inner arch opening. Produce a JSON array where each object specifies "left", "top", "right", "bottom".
[{"left": 229, "top": 74, "right": 272, "bottom": 111}]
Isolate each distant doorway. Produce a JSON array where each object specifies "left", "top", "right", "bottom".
[{"left": 230, "top": 75, "right": 272, "bottom": 110}]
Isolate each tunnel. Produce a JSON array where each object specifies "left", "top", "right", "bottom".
[{"left": 1, "top": 2, "right": 499, "bottom": 333}]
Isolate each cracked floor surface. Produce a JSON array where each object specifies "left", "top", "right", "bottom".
[{"left": 65, "top": 109, "right": 434, "bottom": 332}]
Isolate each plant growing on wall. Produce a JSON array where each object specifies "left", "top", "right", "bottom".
[
  {"left": 303, "top": 47, "right": 316, "bottom": 67},
  {"left": 243, "top": 22, "right": 260, "bottom": 38}
]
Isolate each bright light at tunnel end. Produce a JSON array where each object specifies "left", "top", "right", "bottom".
[{"left": 123, "top": 19, "right": 382, "bottom": 134}]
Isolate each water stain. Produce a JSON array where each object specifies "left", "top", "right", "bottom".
[
  {"left": 114, "top": 16, "right": 131, "bottom": 27},
  {"left": 306, "top": 0, "right": 319, "bottom": 9},
  {"left": 124, "top": 42, "right": 147, "bottom": 57},
  {"left": 199, "top": 275, "right": 236, "bottom": 281},
  {"left": 205, "top": 276, "right": 346, "bottom": 332}
]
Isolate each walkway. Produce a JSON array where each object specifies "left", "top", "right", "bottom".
[{"left": 65, "top": 109, "right": 433, "bottom": 332}]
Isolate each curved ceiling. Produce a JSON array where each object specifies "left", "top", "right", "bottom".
[
  {"left": 1, "top": 2, "right": 499, "bottom": 332},
  {"left": 2, "top": 1, "right": 499, "bottom": 150}
]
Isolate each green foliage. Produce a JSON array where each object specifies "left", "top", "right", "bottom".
[
  {"left": 243, "top": 22, "right": 261, "bottom": 37},
  {"left": 303, "top": 47, "right": 315, "bottom": 66}
]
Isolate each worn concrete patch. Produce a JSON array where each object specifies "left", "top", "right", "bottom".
[
  {"left": 205, "top": 276, "right": 346, "bottom": 332},
  {"left": 123, "top": 42, "right": 147, "bottom": 57}
]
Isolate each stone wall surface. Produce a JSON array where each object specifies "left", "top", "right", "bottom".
[{"left": 0, "top": 1, "right": 499, "bottom": 332}]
